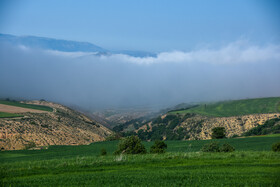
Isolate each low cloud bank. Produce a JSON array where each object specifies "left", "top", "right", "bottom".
[{"left": 0, "top": 41, "right": 280, "bottom": 110}]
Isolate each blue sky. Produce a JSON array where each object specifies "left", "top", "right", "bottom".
[
  {"left": 0, "top": 0, "right": 280, "bottom": 109},
  {"left": 0, "top": 0, "right": 279, "bottom": 51}
]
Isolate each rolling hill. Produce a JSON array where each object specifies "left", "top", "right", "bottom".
[{"left": 0, "top": 100, "right": 112, "bottom": 150}]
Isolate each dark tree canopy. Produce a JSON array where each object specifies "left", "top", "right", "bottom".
[
  {"left": 150, "top": 140, "right": 167, "bottom": 153},
  {"left": 114, "top": 136, "right": 146, "bottom": 155},
  {"left": 211, "top": 127, "right": 226, "bottom": 139}
]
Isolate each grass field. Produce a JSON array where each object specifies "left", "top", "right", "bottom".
[
  {"left": 0, "top": 112, "right": 23, "bottom": 118},
  {"left": 1, "top": 135, "right": 280, "bottom": 186},
  {"left": 0, "top": 100, "right": 53, "bottom": 112},
  {"left": 169, "top": 97, "right": 280, "bottom": 117}
]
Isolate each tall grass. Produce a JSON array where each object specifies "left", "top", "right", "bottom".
[{"left": 0, "top": 152, "right": 279, "bottom": 186}]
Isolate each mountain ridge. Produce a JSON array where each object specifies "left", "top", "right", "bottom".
[{"left": 0, "top": 33, "right": 156, "bottom": 57}]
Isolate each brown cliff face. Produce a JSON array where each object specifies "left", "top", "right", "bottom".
[{"left": 0, "top": 101, "right": 112, "bottom": 150}]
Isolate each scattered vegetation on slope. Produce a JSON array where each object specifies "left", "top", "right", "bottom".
[{"left": 243, "top": 117, "right": 280, "bottom": 136}]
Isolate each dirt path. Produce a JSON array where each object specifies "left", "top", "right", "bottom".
[{"left": 0, "top": 104, "right": 48, "bottom": 113}]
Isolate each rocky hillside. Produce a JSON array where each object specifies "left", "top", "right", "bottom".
[
  {"left": 0, "top": 101, "right": 112, "bottom": 150},
  {"left": 113, "top": 97, "right": 280, "bottom": 140}
]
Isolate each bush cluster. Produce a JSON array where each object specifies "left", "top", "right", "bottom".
[
  {"left": 211, "top": 127, "right": 226, "bottom": 139},
  {"left": 150, "top": 140, "right": 167, "bottom": 154},
  {"left": 100, "top": 148, "right": 107, "bottom": 156},
  {"left": 114, "top": 136, "right": 146, "bottom": 155},
  {"left": 201, "top": 142, "right": 235, "bottom": 152},
  {"left": 272, "top": 142, "right": 280, "bottom": 152}
]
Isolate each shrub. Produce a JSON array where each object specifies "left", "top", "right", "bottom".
[
  {"left": 220, "top": 143, "right": 235, "bottom": 152},
  {"left": 114, "top": 136, "right": 146, "bottom": 155},
  {"left": 211, "top": 127, "right": 226, "bottom": 139},
  {"left": 100, "top": 148, "right": 107, "bottom": 156},
  {"left": 231, "top": 134, "right": 239, "bottom": 138},
  {"left": 201, "top": 142, "right": 220, "bottom": 152},
  {"left": 272, "top": 142, "right": 280, "bottom": 152},
  {"left": 24, "top": 141, "right": 36, "bottom": 150},
  {"left": 150, "top": 140, "right": 167, "bottom": 153}
]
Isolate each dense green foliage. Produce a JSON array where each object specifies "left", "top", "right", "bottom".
[
  {"left": 211, "top": 127, "right": 226, "bottom": 139},
  {"left": 0, "top": 112, "right": 23, "bottom": 118},
  {"left": 114, "top": 136, "right": 146, "bottom": 154},
  {"left": 220, "top": 143, "right": 235, "bottom": 152},
  {"left": 243, "top": 117, "right": 280, "bottom": 136},
  {"left": 169, "top": 97, "right": 280, "bottom": 117},
  {"left": 0, "top": 100, "right": 53, "bottom": 112},
  {"left": 201, "top": 142, "right": 220, "bottom": 152},
  {"left": 201, "top": 142, "right": 235, "bottom": 152},
  {"left": 150, "top": 140, "right": 167, "bottom": 153},
  {"left": 272, "top": 142, "right": 280, "bottom": 152}
]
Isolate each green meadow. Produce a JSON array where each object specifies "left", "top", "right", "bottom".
[
  {"left": 169, "top": 97, "right": 280, "bottom": 117},
  {"left": 1, "top": 135, "right": 280, "bottom": 186}
]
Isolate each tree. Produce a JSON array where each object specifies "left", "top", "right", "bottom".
[
  {"left": 150, "top": 140, "right": 167, "bottom": 153},
  {"left": 100, "top": 148, "right": 107, "bottom": 156},
  {"left": 272, "top": 142, "right": 280, "bottom": 152},
  {"left": 211, "top": 127, "right": 226, "bottom": 139},
  {"left": 114, "top": 136, "right": 146, "bottom": 155}
]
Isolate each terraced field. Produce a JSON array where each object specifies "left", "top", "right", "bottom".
[
  {"left": 0, "top": 112, "right": 23, "bottom": 118},
  {"left": 0, "top": 100, "right": 53, "bottom": 112}
]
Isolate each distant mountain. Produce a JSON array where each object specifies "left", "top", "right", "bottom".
[
  {"left": 0, "top": 33, "right": 156, "bottom": 57},
  {"left": 0, "top": 33, "right": 106, "bottom": 52},
  {"left": 114, "top": 50, "right": 157, "bottom": 57}
]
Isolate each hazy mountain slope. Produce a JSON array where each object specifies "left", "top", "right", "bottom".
[
  {"left": 0, "top": 101, "right": 112, "bottom": 150},
  {"left": 0, "top": 33, "right": 156, "bottom": 57},
  {"left": 0, "top": 33, "right": 106, "bottom": 52}
]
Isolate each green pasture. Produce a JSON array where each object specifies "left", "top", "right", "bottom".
[
  {"left": 0, "top": 152, "right": 279, "bottom": 186},
  {"left": 1, "top": 134, "right": 279, "bottom": 163},
  {"left": 169, "top": 97, "right": 280, "bottom": 117},
  {"left": 0, "top": 100, "right": 53, "bottom": 112},
  {"left": 1, "top": 135, "right": 279, "bottom": 186}
]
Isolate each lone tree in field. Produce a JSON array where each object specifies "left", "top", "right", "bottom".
[
  {"left": 211, "top": 127, "right": 226, "bottom": 139},
  {"left": 150, "top": 140, "right": 167, "bottom": 153},
  {"left": 114, "top": 136, "right": 147, "bottom": 155}
]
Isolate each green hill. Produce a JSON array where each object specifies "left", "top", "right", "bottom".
[{"left": 169, "top": 97, "right": 280, "bottom": 117}]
